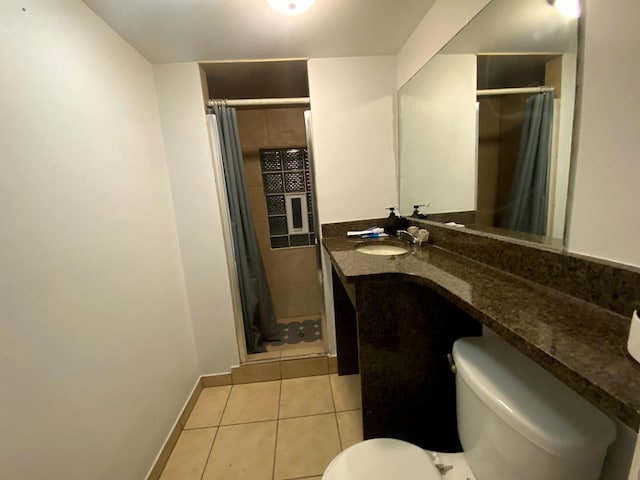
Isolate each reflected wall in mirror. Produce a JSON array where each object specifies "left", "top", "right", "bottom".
[{"left": 399, "top": 0, "right": 579, "bottom": 248}]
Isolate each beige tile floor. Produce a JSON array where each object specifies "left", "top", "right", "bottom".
[{"left": 159, "top": 374, "right": 363, "bottom": 480}]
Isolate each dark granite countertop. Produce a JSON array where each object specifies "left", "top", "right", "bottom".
[{"left": 323, "top": 236, "right": 640, "bottom": 431}]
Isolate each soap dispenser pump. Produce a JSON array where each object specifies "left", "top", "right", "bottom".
[{"left": 384, "top": 207, "right": 398, "bottom": 235}]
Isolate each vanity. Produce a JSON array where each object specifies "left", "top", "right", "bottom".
[
  {"left": 317, "top": 0, "right": 640, "bottom": 459},
  {"left": 323, "top": 219, "right": 640, "bottom": 452}
]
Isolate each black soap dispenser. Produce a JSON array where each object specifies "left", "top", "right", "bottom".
[{"left": 384, "top": 207, "right": 398, "bottom": 235}]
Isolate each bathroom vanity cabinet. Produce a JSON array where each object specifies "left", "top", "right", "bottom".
[
  {"left": 323, "top": 225, "right": 640, "bottom": 447},
  {"left": 332, "top": 267, "right": 480, "bottom": 451}
]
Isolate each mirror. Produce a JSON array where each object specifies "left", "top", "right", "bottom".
[{"left": 398, "top": 0, "right": 579, "bottom": 248}]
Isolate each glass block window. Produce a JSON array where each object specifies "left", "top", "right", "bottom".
[
  {"left": 283, "top": 149, "right": 305, "bottom": 170},
  {"left": 268, "top": 216, "right": 288, "bottom": 236},
  {"left": 266, "top": 195, "right": 286, "bottom": 216},
  {"left": 260, "top": 147, "right": 316, "bottom": 249},
  {"left": 290, "top": 234, "right": 310, "bottom": 247},
  {"left": 270, "top": 236, "right": 289, "bottom": 249},
  {"left": 284, "top": 172, "right": 305, "bottom": 192},
  {"left": 263, "top": 173, "right": 284, "bottom": 194},
  {"left": 262, "top": 150, "right": 282, "bottom": 171}
]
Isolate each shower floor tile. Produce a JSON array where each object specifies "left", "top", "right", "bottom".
[{"left": 161, "top": 374, "right": 363, "bottom": 480}]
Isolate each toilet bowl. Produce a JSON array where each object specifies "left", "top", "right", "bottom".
[{"left": 322, "top": 336, "right": 616, "bottom": 480}]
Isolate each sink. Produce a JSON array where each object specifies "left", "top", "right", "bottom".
[{"left": 356, "top": 243, "right": 409, "bottom": 256}]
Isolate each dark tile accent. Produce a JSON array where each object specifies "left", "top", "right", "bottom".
[
  {"left": 303, "top": 149, "right": 310, "bottom": 170},
  {"left": 261, "top": 150, "right": 282, "bottom": 171},
  {"left": 268, "top": 216, "right": 288, "bottom": 236},
  {"left": 263, "top": 173, "right": 284, "bottom": 193},
  {"left": 282, "top": 148, "right": 304, "bottom": 170},
  {"left": 270, "top": 236, "right": 289, "bottom": 249},
  {"left": 266, "top": 195, "right": 286, "bottom": 216},
  {"left": 284, "top": 172, "right": 305, "bottom": 192},
  {"left": 290, "top": 234, "right": 310, "bottom": 247}
]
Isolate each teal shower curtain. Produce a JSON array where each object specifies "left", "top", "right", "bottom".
[
  {"left": 213, "top": 105, "right": 278, "bottom": 353},
  {"left": 503, "top": 92, "right": 554, "bottom": 236}
]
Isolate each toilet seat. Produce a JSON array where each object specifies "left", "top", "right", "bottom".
[{"left": 322, "top": 438, "right": 441, "bottom": 480}]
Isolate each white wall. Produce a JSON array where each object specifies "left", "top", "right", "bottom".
[
  {"left": 570, "top": 2, "right": 640, "bottom": 477},
  {"left": 550, "top": 53, "right": 577, "bottom": 239},
  {"left": 396, "top": 0, "right": 491, "bottom": 88},
  {"left": 153, "top": 63, "right": 239, "bottom": 374},
  {"left": 308, "top": 56, "right": 398, "bottom": 223},
  {"left": 399, "top": 54, "right": 477, "bottom": 215},
  {"left": 567, "top": 0, "right": 640, "bottom": 269},
  {"left": 0, "top": 2, "right": 199, "bottom": 480}
]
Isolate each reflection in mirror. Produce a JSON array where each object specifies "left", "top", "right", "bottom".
[{"left": 398, "top": 0, "right": 578, "bottom": 248}]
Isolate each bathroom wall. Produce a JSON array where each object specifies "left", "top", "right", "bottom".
[
  {"left": 153, "top": 63, "right": 240, "bottom": 374},
  {"left": 307, "top": 56, "right": 399, "bottom": 356},
  {"left": 399, "top": 54, "right": 477, "bottom": 215},
  {"left": 0, "top": 2, "right": 199, "bottom": 479},
  {"left": 307, "top": 56, "right": 398, "bottom": 224},
  {"left": 568, "top": 0, "right": 640, "bottom": 269},
  {"left": 236, "top": 107, "right": 322, "bottom": 320},
  {"left": 396, "top": 0, "right": 491, "bottom": 88}
]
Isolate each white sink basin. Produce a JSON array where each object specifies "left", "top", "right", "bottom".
[{"left": 355, "top": 243, "right": 409, "bottom": 256}]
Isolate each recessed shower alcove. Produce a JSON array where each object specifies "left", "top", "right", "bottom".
[{"left": 201, "top": 60, "right": 326, "bottom": 361}]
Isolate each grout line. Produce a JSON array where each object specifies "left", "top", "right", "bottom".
[
  {"left": 197, "top": 385, "right": 234, "bottom": 480},
  {"left": 197, "top": 428, "right": 218, "bottom": 480},
  {"left": 186, "top": 409, "right": 351, "bottom": 431},
  {"left": 327, "top": 374, "right": 343, "bottom": 452},
  {"left": 219, "top": 417, "right": 279, "bottom": 427},
  {"left": 278, "top": 411, "right": 337, "bottom": 421},
  {"left": 272, "top": 379, "right": 283, "bottom": 480}
]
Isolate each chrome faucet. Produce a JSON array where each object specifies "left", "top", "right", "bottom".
[
  {"left": 397, "top": 228, "right": 429, "bottom": 246},
  {"left": 397, "top": 229, "right": 417, "bottom": 245}
]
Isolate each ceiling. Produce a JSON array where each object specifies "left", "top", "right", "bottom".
[{"left": 82, "top": 0, "right": 437, "bottom": 64}]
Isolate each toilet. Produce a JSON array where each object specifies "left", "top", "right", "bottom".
[{"left": 323, "top": 336, "right": 616, "bottom": 480}]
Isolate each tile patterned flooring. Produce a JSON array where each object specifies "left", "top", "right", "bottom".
[{"left": 159, "top": 374, "right": 363, "bottom": 480}]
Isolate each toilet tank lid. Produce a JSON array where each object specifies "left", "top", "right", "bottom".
[{"left": 453, "top": 336, "right": 616, "bottom": 459}]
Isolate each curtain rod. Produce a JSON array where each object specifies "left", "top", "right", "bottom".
[
  {"left": 476, "top": 86, "right": 555, "bottom": 97},
  {"left": 207, "top": 97, "right": 310, "bottom": 107}
]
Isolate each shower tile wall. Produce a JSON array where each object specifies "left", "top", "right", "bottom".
[{"left": 236, "top": 107, "right": 322, "bottom": 320}]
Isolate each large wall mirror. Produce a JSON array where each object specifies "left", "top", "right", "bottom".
[{"left": 399, "top": 0, "right": 579, "bottom": 248}]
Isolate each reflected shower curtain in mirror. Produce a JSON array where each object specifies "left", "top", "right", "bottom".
[
  {"left": 213, "top": 105, "right": 278, "bottom": 353},
  {"left": 503, "top": 92, "right": 554, "bottom": 236}
]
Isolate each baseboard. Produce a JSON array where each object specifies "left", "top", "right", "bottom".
[
  {"left": 145, "top": 359, "right": 337, "bottom": 478},
  {"left": 145, "top": 371, "right": 237, "bottom": 479}
]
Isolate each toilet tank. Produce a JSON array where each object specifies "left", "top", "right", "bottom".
[{"left": 452, "top": 337, "right": 616, "bottom": 480}]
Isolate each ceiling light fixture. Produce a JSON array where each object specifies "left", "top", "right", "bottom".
[
  {"left": 547, "top": 0, "right": 581, "bottom": 18},
  {"left": 267, "top": 0, "right": 316, "bottom": 16}
]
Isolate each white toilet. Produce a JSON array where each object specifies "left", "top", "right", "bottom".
[{"left": 323, "top": 336, "right": 616, "bottom": 480}]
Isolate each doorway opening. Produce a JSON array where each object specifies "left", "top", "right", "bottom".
[{"left": 201, "top": 60, "right": 326, "bottom": 363}]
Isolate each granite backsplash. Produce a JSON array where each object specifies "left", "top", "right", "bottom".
[{"left": 322, "top": 218, "right": 640, "bottom": 318}]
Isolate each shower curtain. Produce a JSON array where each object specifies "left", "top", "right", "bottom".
[
  {"left": 503, "top": 91, "right": 554, "bottom": 236},
  {"left": 212, "top": 105, "right": 278, "bottom": 353}
]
